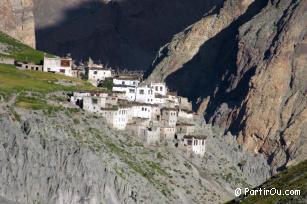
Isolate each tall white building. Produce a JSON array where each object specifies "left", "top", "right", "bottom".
[
  {"left": 43, "top": 56, "right": 73, "bottom": 77},
  {"left": 182, "top": 135, "right": 206, "bottom": 156}
]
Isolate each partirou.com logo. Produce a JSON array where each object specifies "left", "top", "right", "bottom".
[{"left": 234, "top": 187, "right": 301, "bottom": 197}]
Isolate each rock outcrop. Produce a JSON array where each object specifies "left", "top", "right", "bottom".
[
  {"left": 0, "top": 0, "right": 36, "bottom": 48},
  {"left": 0, "top": 101, "right": 270, "bottom": 203},
  {"left": 145, "top": 0, "right": 307, "bottom": 171}
]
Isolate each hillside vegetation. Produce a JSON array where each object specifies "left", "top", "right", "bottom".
[
  {"left": 0, "top": 31, "right": 44, "bottom": 64},
  {"left": 0, "top": 64, "right": 100, "bottom": 110},
  {"left": 227, "top": 160, "right": 307, "bottom": 204}
]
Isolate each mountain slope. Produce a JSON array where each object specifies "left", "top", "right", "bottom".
[
  {"left": 0, "top": 35, "right": 271, "bottom": 204},
  {"left": 32, "top": 0, "right": 223, "bottom": 69},
  {"left": 0, "top": 31, "right": 43, "bottom": 64},
  {"left": 0, "top": 0, "right": 35, "bottom": 48},
  {"left": 145, "top": 0, "right": 307, "bottom": 171}
]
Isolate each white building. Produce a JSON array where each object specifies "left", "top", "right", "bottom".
[
  {"left": 113, "top": 76, "right": 140, "bottom": 87},
  {"left": 43, "top": 56, "right": 73, "bottom": 77},
  {"left": 161, "top": 108, "right": 178, "bottom": 127},
  {"left": 88, "top": 68, "right": 112, "bottom": 86},
  {"left": 112, "top": 85, "right": 136, "bottom": 101},
  {"left": 150, "top": 82, "right": 167, "bottom": 96},
  {"left": 135, "top": 86, "right": 155, "bottom": 104},
  {"left": 182, "top": 135, "right": 206, "bottom": 157},
  {"left": 99, "top": 107, "right": 129, "bottom": 130},
  {"left": 129, "top": 104, "right": 153, "bottom": 119}
]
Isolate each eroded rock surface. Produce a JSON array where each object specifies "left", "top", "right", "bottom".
[
  {"left": 0, "top": 0, "right": 36, "bottom": 47},
  {"left": 145, "top": 0, "right": 307, "bottom": 171}
]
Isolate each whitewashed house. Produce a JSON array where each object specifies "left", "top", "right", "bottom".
[
  {"left": 182, "top": 135, "right": 206, "bottom": 157},
  {"left": 43, "top": 56, "right": 73, "bottom": 77},
  {"left": 112, "top": 85, "right": 136, "bottom": 101},
  {"left": 88, "top": 67, "right": 112, "bottom": 86},
  {"left": 129, "top": 104, "right": 153, "bottom": 119},
  {"left": 161, "top": 108, "right": 178, "bottom": 127},
  {"left": 150, "top": 82, "right": 167, "bottom": 96},
  {"left": 135, "top": 86, "right": 155, "bottom": 104},
  {"left": 113, "top": 75, "right": 140, "bottom": 87}
]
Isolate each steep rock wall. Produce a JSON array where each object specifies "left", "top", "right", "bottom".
[
  {"left": 145, "top": 0, "right": 307, "bottom": 171},
  {"left": 0, "top": 0, "right": 36, "bottom": 48}
]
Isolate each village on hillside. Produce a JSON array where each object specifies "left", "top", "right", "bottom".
[{"left": 4, "top": 55, "right": 208, "bottom": 157}]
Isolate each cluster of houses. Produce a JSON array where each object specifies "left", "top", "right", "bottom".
[
  {"left": 9, "top": 55, "right": 207, "bottom": 157},
  {"left": 70, "top": 70, "right": 207, "bottom": 157}
]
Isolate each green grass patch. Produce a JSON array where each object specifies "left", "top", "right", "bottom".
[
  {"left": 226, "top": 160, "right": 307, "bottom": 204},
  {"left": 0, "top": 31, "right": 47, "bottom": 64},
  {"left": 0, "top": 64, "right": 100, "bottom": 99}
]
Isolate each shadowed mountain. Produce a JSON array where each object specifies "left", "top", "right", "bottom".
[
  {"left": 146, "top": 0, "right": 307, "bottom": 171},
  {"left": 34, "top": 0, "right": 223, "bottom": 69}
]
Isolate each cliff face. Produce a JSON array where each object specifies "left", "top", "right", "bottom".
[
  {"left": 0, "top": 0, "right": 36, "bottom": 48},
  {"left": 146, "top": 0, "right": 307, "bottom": 171},
  {"left": 32, "top": 0, "right": 223, "bottom": 69}
]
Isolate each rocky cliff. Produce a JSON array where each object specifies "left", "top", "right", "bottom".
[
  {"left": 0, "top": 94, "right": 270, "bottom": 204},
  {"left": 145, "top": 0, "right": 307, "bottom": 171},
  {"left": 32, "top": 0, "right": 223, "bottom": 69},
  {"left": 0, "top": 0, "right": 36, "bottom": 48}
]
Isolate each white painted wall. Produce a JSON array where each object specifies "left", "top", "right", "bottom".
[
  {"left": 135, "top": 86, "right": 155, "bottom": 104},
  {"left": 191, "top": 138, "right": 206, "bottom": 156},
  {"left": 151, "top": 82, "right": 167, "bottom": 96},
  {"left": 161, "top": 109, "right": 178, "bottom": 127},
  {"left": 129, "top": 105, "right": 152, "bottom": 119},
  {"left": 43, "top": 57, "right": 73, "bottom": 77},
  {"left": 178, "top": 110, "right": 194, "bottom": 119},
  {"left": 88, "top": 69, "right": 112, "bottom": 84},
  {"left": 112, "top": 86, "right": 136, "bottom": 101},
  {"left": 113, "top": 78, "right": 139, "bottom": 87}
]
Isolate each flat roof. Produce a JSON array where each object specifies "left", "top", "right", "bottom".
[
  {"left": 114, "top": 75, "right": 140, "bottom": 80},
  {"left": 176, "top": 122, "right": 195, "bottom": 127},
  {"left": 161, "top": 107, "right": 177, "bottom": 111},
  {"left": 183, "top": 135, "right": 207, "bottom": 140}
]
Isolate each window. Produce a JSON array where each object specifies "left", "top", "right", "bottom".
[
  {"left": 92, "top": 98, "right": 98, "bottom": 104},
  {"left": 160, "top": 86, "right": 163, "bottom": 91},
  {"left": 187, "top": 140, "right": 192, "bottom": 145},
  {"left": 60, "top": 69, "right": 65, "bottom": 73},
  {"left": 155, "top": 87, "right": 158, "bottom": 91},
  {"left": 25, "top": 65, "right": 28, "bottom": 69},
  {"left": 36, "top": 67, "right": 39, "bottom": 71},
  {"left": 94, "top": 71, "right": 97, "bottom": 75},
  {"left": 122, "top": 81, "right": 125, "bottom": 85},
  {"left": 139, "top": 89, "right": 144, "bottom": 95},
  {"left": 129, "top": 89, "right": 135, "bottom": 93}
]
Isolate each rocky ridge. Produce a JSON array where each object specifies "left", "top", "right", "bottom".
[
  {"left": 0, "top": 93, "right": 270, "bottom": 204},
  {"left": 0, "top": 0, "right": 36, "bottom": 48},
  {"left": 145, "top": 0, "right": 307, "bottom": 171}
]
